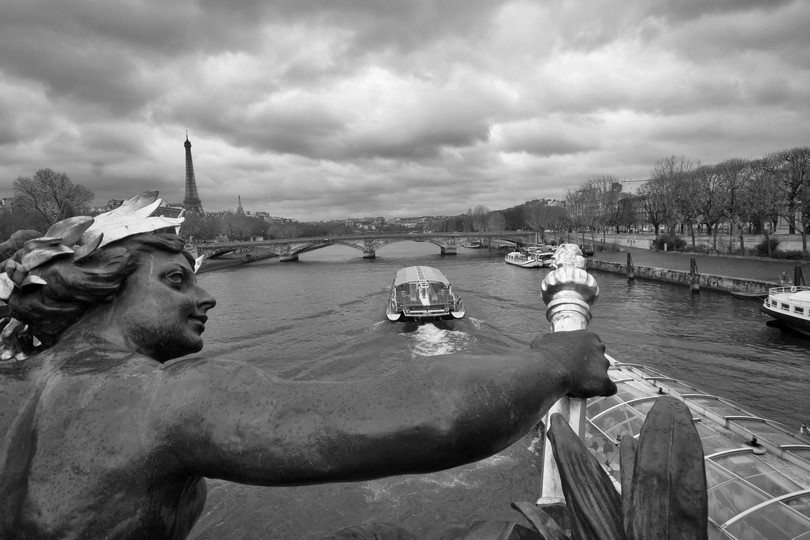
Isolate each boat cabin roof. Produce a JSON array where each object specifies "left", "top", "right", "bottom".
[
  {"left": 587, "top": 360, "right": 810, "bottom": 538},
  {"left": 769, "top": 287, "right": 810, "bottom": 307},
  {"left": 393, "top": 266, "right": 451, "bottom": 287}
]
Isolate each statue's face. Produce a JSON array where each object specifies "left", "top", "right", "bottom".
[{"left": 114, "top": 249, "right": 216, "bottom": 361}]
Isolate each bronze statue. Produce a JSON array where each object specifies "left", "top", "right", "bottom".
[{"left": 0, "top": 192, "right": 616, "bottom": 539}]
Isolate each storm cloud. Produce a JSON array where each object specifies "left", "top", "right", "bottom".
[{"left": 1, "top": 0, "right": 808, "bottom": 219}]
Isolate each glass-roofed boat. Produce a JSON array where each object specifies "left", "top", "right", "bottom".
[
  {"left": 584, "top": 357, "right": 810, "bottom": 539},
  {"left": 385, "top": 266, "right": 465, "bottom": 322}
]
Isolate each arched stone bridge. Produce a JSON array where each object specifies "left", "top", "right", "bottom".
[{"left": 197, "top": 231, "right": 539, "bottom": 262}]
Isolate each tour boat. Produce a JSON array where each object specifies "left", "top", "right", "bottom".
[
  {"left": 760, "top": 286, "right": 810, "bottom": 337},
  {"left": 585, "top": 356, "right": 810, "bottom": 538},
  {"left": 524, "top": 243, "right": 554, "bottom": 254},
  {"left": 385, "top": 266, "right": 465, "bottom": 322},
  {"left": 504, "top": 251, "right": 547, "bottom": 268},
  {"left": 525, "top": 244, "right": 556, "bottom": 266}
]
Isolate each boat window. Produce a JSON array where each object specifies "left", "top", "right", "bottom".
[
  {"left": 626, "top": 399, "right": 657, "bottom": 415},
  {"left": 784, "top": 448, "right": 810, "bottom": 463},
  {"left": 706, "top": 460, "right": 735, "bottom": 486},
  {"left": 615, "top": 381, "right": 651, "bottom": 402},
  {"left": 794, "top": 306, "right": 804, "bottom": 314},
  {"left": 708, "top": 477, "right": 769, "bottom": 525},
  {"left": 688, "top": 397, "right": 746, "bottom": 419},
  {"left": 785, "top": 493, "right": 810, "bottom": 520},
  {"left": 592, "top": 404, "right": 645, "bottom": 440},
  {"left": 587, "top": 395, "right": 623, "bottom": 416},
  {"left": 697, "top": 424, "right": 738, "bottom": 455},
  {"left": 702, "top": 437, "right": 738, "bottom": 456},
  {"left": 583, "top": 422, "right": 621, "bottom": 480},
  {"left": 660, "top": 381, "right": 699, "bottom": 394},
  {"left": 730, "top": 419, "right": 804, "bottom": 447},
  {"left": 724, "top": 495, "right": 810, "bottom": 540},
  {"left": 780, "top": 303, "right": 790, "bottom": 311},
  {"left": 712, "top": 453, "right": 802, "bottom": 497}
]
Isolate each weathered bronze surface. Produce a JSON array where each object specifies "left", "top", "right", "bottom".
[
  {"left": 0, "top": 206, "right": 616, "bottom": 540},
  {"left": 512, "top": 396, "right": 708, "bottom": 540}
]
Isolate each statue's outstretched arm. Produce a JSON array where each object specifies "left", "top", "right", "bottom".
[{"left": 152, "top": 330, "right": 613, "bottom": 486}]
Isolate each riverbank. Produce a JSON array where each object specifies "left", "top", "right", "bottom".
[
  {"left": 587, "top": 241, "right": 808, "bottom": 295},
  {"left": 197, "top": 252, "right": 278, "bottom": 274},
  {"left": 585, "top": 231, "right": 809, "bottom": 255}
]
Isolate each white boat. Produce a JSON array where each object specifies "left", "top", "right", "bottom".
[
  {"left": 385, "top": 266, "right": 464, "bottom": 322},
  {"left": 760, "top": 286, "right": 810, "bottom": 337},
  {"left": 524, "top": 243, "right": 554, "bottom": 254},
  {"left": 525, "top": 244, "right": 556, "bottom": 266},
  {"left": 504, "top": 251, "right": 546, "bottom": 268},
  {"left": 585, "top": 357, "right": 810, "bottom": 538}
]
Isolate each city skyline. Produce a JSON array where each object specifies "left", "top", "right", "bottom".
[{"left": 1, "top": 1, "right": 808, "bottom": 221}]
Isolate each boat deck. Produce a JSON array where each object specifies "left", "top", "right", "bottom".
[{"left": 583, "top": 358, "right": 810, "bottom": 539}]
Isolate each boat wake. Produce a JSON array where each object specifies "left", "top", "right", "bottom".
[{"left": 408, "top": 323, "right": 470, "bottom": 357}]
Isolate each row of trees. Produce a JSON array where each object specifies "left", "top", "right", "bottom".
[
  {"left": 2, "top": 170, "right": 439, "bottom": 243},
  {"left": 6, "top": 147, "right": 810, "bottom": 253},
  {"left": 563, "top": 147, "right": 810, "bottom": 254},
  {"left": 2, "top": 169, "right": 282, "bottom": 243}
]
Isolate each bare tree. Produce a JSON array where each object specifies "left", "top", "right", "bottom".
[
  {"left": 649, "top": 156, "right": 698, "bottom": 237},
  {"left": 715, "top": 158, "right": 754, "bottom": 253},
  {"left": 745, "top": 159, "right": 782, "bottom": 256},
  {"left": 768, "top": 147, "right": 810, "bottom": 251},
  {"left": 471, "top": 205, "right": 489, "bottom": 232},
  {"left": 486, "top": 211, "right": 506, "bottom": 231},
  {"left": 693, "top": 164, "right": 726, "bottom": 251},
  {"left": 587, "top": 174, "right": 623, "bottom": 240},
  {"left": 637, "top": 181, "right": 666, "bottom": 237},
  {"left": 13, "top": 169, "right": 94, "bottom": 230},
  {"left": 523, "top": 202, "right": 567, "bottom": 242},
  {"left": 565, "top": 185, "right": 596, "bottom": 245}
]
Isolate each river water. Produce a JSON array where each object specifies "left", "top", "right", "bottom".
[{"left": 189, "top": 242, "right": 808, "bottom": 539}]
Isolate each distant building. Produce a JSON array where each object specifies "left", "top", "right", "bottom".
[
  {"left": 153, "top": 203, "right": 184, "bottom": 219},
  {"left": 525, "top": 198, "right": 564, "bottom": 207},
  {"left": 88, "top": 199, "right": 124, "bottom": 215}
]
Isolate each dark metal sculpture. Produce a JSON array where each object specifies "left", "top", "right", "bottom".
[
  {"left": 501, "top": 397, "right": 708, "bottom": 540},
  {"left": 0, "top": 195, "right": 616, "bottom": 539}
]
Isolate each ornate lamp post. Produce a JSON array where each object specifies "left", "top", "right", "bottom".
[{"left": 538, "top": 244, "right": 600, "bottom": 504}]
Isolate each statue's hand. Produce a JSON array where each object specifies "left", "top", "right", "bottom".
[{"left": 531, "top": 330, "right": 616, "bottom": 399}]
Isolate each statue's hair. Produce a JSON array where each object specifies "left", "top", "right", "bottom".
[{"left": 7, "top": 233, "right": 193, "bottom": 344}]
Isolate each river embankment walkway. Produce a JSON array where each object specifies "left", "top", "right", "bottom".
[{"left": 587, "top": 243, "right": 808, "bottom": 294}]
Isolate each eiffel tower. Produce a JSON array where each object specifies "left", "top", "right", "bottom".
[{"left": 183, "top": 133, "right": 205, "bottom": 215}]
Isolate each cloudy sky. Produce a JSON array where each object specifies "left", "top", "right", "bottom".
[{"left": 2, "top": 0, "right": 809, "bottom": 220}]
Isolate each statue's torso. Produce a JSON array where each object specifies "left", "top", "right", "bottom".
[{"left": 1, "top": 350, "right": 207, "bottom": 540}]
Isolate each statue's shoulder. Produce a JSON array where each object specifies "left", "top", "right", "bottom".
[{"left": 157, "top": 355, "right": 274, "bottom": 388}]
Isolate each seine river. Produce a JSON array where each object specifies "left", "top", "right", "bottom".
[{"left": 189, "top": 242, "right": 808, "bottom": 539}]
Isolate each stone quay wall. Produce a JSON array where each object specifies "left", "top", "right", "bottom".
[{"left": 586, "top": 259, "right": 774, "bottom": 295}]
